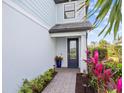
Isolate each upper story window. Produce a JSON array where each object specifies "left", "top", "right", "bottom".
[
  {"left": 54, "top": 0, "right": 78, "bottom": 4},
  {"left": 64, "top": 3, "right": 75, "bottom": 19}
]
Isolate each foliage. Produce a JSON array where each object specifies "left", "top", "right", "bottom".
[
  {"left": 107, "top": 45, "right": 115, "bottom": 57},
  {"left": 99, "top": 40, "right": 108, "bottom": 48},
  {"left": 18, "top": 79, "right": 33, "bottom": 93},
  {"left": 89, "top": 47, "right": 107, "bottom": 61},
  {"left": 18, "top": 69, "right": 56, "bottom": 93},
  {"left": 83, "top": 50, "right": 122, "bottom": 93},
  {"left": 105, "top": 62, "right": 122, "bottom": 81},
  {"left": 55, "top": 56, "right": 63, "bottom": 62},
  {"left": 79, "top": 0, "right": 122, "bottom": 39},
  {"left": 113, "top": 45, "right": 122, "bottom": 63},
  {"left": 107, "top": 89, "right": 116, "bottom": 93},
  {"left": 107, "top": 45, "right": 122, "bottom": 63},
  {"left": 87, "top": 66, "right": 97, "bottom": 88},
  {"left": 89, "top": 39, "right": 122, "bottom": 63}
]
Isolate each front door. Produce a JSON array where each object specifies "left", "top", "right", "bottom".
[{"left": 67, "top": 38, "right": 79, "bottom": 68}]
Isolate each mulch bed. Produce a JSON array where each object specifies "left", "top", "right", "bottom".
[{"left": 75, "top": 73, "right": 97, "bottom": 93}]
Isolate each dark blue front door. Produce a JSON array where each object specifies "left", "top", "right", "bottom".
[{"left": 68, "top": 38, "right": 79, "bottom": 68}]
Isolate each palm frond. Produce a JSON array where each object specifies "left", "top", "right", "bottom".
[{"left": 79, "top": 0, "right": 122, "bottom": 39}]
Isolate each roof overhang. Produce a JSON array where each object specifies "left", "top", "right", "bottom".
[{"left": 49, "top": 21, "right": 92, "bottom": 34}]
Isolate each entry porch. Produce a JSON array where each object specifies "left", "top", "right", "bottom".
[{"left": 49, "top": 21, "right": 92, "bottom": 73}]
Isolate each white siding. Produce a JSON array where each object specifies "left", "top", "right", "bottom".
[
  {"left": 2, "top": 3, "right": 56, "bottom": 93},
  {"left": 56, "top": 38, "right": 67, "bottom": 67},
  {"left": 3, "top": 0, "right": 86, "bottom": 25},
  {"left": 2, "top": 0, "right": 87, "bottom": 93},
  {"left": 55, "top": 36, "right": 85, "bottom": 69},
  {"left": 56, "top": 0, "right": 86, "bottom": 24},
  {"left": 4, "top": 0, "right": 57, "bottom": 27}
]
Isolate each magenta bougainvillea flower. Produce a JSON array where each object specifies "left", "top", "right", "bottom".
[
  {"left": 94, "top": 50, "right": 99, "bottom": 64},
  {"left": 83, "top": 50, "right": 99, "bottom": 65},
  {"left": 83, "top": 49, "right": 121, "bottom": 93},
  {"left": 93, "top": 68, "right": 99, "bottom": 76},
  {"left": 97, "top": 74, "right": 103, "bottom": 81},
  {"left": 117, "top": 77, "right": 122, "bottom": 93},
  {"left": 93, "top": 63, "right": 103, "bottom": 81},
  {"left": 91, "top": 57, "right": 95, "bottom": 64},
  {"left": 103, "top": 69, "right": 112, "bottom": 83},
  {"left": 85, "top": 50, "right": 90, "bottom": 55},
  {"left": 95, "top": 63, "right": 103, "bottom": 74}
]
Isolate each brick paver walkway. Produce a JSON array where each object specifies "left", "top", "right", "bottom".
[{"left": 42, "top": 68, "right": 79, "bottom": 93}]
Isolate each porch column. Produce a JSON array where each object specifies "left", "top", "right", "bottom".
[{"left": 80, "top": 34, "right": 87, "bottom": 73}]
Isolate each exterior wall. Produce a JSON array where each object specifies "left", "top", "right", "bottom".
[
  {"left": 56, "top": 38, "right": 67, "bottom": 67},
  {"left": 56, "top": 0, "right": 86, "bottom": 24},
  {"left": 2, "top": 3, "right": 56, "bottom": 93},
  {"left": 55, "top": 34, "right": 86, "bottom": 69},
  {"left": 4, "top": 0, "right": 57, "bottom": 27},
  {"left": 4, "top": 0, "right": 86, "bottom": 26},
  {"left": 2, "top": 0, "right": 87, "bottom": 93},
  {"left": 4, "top": 0, "right": 86, "bottom": 25}
]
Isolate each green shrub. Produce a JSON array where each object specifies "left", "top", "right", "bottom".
[
  {"left": 18, "top": 79, "right": 33, "bottom": 93},
  {"left": 89, "top": 75, "right": 97, "bottom": 88},
  {"left": 105, "top": 63, "right": 122, "bottom": 80},
  {"left": 89, "top": 47, "right": 108, "bottom": 61},
  {"left": 107, "top": 45, "right": 122, "bottom": 63},
  {"left": 18, "top": 68, "right": 56, "bottom": 93},
  {"left": 31, "top": 76, "right": 45, "bottom": 93}
]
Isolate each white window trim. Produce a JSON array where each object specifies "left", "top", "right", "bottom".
[{"left": 64, "top": 3, "right": 75, "bottom": 19}]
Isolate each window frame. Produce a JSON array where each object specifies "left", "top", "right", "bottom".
[{"left": 64, "top": 3, "right": 75, "bottom": 19}]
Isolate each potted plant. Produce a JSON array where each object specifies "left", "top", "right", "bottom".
[{"left": 55, "top": 56, "right": 63, "bottom": 68}]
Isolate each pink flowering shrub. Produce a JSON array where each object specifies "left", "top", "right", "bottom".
[
  {"left": 117, "top": 77, "right": 122, "bottom": 93},
  {"left": 83, "top": 49, "right": 122, "bottom": 93}
]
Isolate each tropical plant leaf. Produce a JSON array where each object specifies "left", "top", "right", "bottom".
[
  {"left": 80, "top": 0, "right": 122, "bottom": 39},
  {"left": 114, "top": 19, "right": 120, "bottom": 39},
  {"left": 104, "top": 23, "right": 113, "bottom": 38},
  {"left": 98, "top": 24, "right": 108, "bottom": 36},
  {"left": 94, "top": 0, "right": 112, "bottom": 25}
]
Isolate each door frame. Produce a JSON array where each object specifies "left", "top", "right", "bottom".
[{"left": 67, "top": 38, "right": 79, "bottom": 68}]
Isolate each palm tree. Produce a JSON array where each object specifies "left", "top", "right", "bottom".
[{"left": 80, "top": 0, "right": 122, "bottom": 39}]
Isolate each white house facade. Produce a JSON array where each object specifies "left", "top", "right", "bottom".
[{"left": 2, "top": 0, "right": 92, "bottom": 93}]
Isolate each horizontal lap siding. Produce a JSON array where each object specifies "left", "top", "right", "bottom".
[
  {"left": 2, "top": 2, "right": 56, "bottom": 93},
  {"left": 10, "top": 0, "right": 56, "bottom": 27}
]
